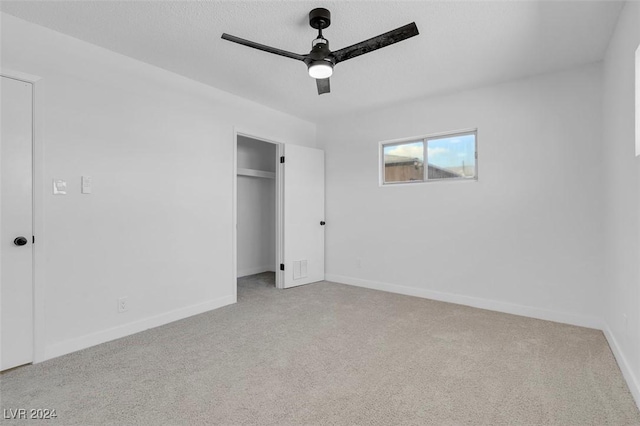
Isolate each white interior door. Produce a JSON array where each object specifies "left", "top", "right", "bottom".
[
  {"left": 283, "top": 144, "right": 325, "bottom": 288},
  {"left": 1, "top": 76, "right": 34, "bottom": 371}
]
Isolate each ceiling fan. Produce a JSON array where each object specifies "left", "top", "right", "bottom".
[{"left": 221, "top": 8, "right": 419, "bottom": 95}]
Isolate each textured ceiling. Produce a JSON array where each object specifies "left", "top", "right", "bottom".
[{"left": 0, "top": 1, "right": 624, "bottom": 123}]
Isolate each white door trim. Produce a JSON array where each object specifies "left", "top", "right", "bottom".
[
  {"left": 1, "top": 68, "right": 45, "bottom": 363},
  {"left": 232, "top": 128, "right": 285, "bottom": 297}
]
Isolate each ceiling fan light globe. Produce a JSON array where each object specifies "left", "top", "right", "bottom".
[{"left": 308, "top": 62, "right": 333, "bottom": 79}]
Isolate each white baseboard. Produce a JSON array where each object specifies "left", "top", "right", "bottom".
[
  {"left": 603, "top": 325, "right": 640, "bottom": 410},
  {"left": 325, "top": 274, "right": 603, "bottom": 330},
  {"left": 43, "top": 295, "right": 236, "bottom": 361},
  {"left": 238, "top": 266, "right": 274, "bottom": 278}
]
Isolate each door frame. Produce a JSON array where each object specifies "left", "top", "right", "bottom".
[
  {"left": 232, "top": 128, "right": 285, "bottom": 300},
  {"left": 1, "top": 69, "right": 45, "bottom": 364}
]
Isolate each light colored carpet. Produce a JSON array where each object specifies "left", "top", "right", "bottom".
[{"left": 1, "top": 273, "right": 639, "bottom": 425}]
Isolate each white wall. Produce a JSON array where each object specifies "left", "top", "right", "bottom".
[
  {"left": 237, "top": 177, "right": 275, "bottom": 277},
  {"left": 0, "top": 13, "right": 315, "bottom": 360},
  {"left": 319, "top": 64, "right": 604, "bottom": 328},
  {"left": 602, "top": 1, "right": 640, "bottom": 406},
  {"left": 637, "top": 45, "right": 640, "bottom": 157},
  {"left": 237, "top": 137, "right": 276, "bottom": 277}
]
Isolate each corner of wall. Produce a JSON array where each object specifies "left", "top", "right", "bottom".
[{"left": 603, "top": 325, "right": 640, "bottom": 408}]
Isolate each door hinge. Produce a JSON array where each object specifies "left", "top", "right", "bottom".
[
  {"left": 280, "top": 156, "right": 285, "bottom": 164},
  {"left": 32, "top": 236, "right": 35, "bottom": 244},
  {"left": 280, "top": 263, "right": 285, "bottom": 271}
]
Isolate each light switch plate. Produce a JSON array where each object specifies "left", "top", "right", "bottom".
[
  {"left": 82, "top": 175, "right": 92, "bottom": 194},
  {"left": 53, "top": 179, "right": 66, "bottom": 195}
]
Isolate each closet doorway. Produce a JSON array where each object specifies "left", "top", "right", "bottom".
[
  {"left": 235, "top": 135, "right": 281, "bottom": 290},
  {"left": 232, "top": 131, "right": 325, "bottom": 298}
]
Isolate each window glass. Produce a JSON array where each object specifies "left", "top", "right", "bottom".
[
  {"left": 427, "top": 134, "right": 476, "bottom": 180},
  {"left": 383, "top": 141, "right": 424, "bottom": 183}
]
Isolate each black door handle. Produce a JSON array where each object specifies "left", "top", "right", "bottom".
[
  {"left": 14, "top": 236, "right": 28, "bottom": 246},
  {"left": 320, "top": 221, "right": 326, "bottom": 226}
]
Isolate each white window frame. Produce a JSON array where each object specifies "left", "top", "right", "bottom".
[{"left": 379, "top": 129, "right": 478, "bottom": 186}]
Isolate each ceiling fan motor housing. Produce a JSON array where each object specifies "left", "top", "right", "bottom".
[{"left": 306, "top": 41, "right": 332, "bottom": 63}]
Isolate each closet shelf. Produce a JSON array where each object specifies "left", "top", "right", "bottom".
[{"left": 237, "top": 168, "right": 275, "bottom": 179}]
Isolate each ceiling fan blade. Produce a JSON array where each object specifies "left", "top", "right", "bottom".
[
  {"left": 316, "top": 78, "right": 330, "bottom": 95},
  {"left": 331, "top": 22, "right": 419, "bottom": 64},
  {"left": 221, "top": 33, "right": 306, "bottom": 61}
]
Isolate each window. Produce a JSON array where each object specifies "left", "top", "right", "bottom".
[{"left": 381, "top": 130, "right": 477, "bottom": 185}]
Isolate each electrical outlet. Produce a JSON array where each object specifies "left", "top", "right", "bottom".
[
  {"left": 356, "top": 258, "right": 362, "bottom": 269},
  {"left": 623, "top": 313, "right": 628, "bottom": 329},
  {"left": 117, "top": 297, "right": 128, "bottom": 313}
]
